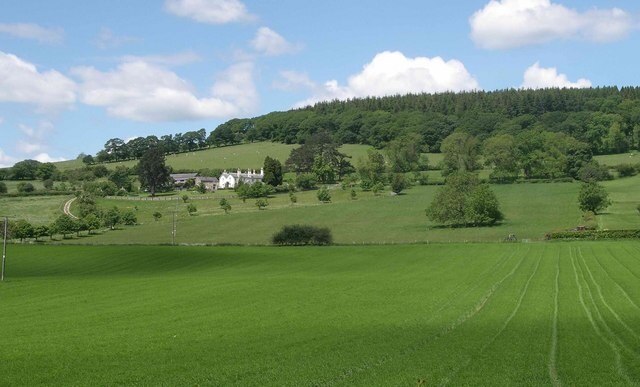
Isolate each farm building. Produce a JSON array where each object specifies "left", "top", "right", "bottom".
[
  {"left": 219, "top": 169, "right": 264, "bottom": 189},
  {"left": 195, "top": 176, "right": 219, "bottom": 191}
]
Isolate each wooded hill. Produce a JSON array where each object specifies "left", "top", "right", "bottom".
[{"left": 220, "top": 86, "right": 640, "bottom": 154}]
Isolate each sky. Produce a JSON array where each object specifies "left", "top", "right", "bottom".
[{"left": 1, "top": 0, "right": 640, "bottom": 167}]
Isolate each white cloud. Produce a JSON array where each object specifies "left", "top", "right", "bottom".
[
  {"left": 164, "top": 0, "right": 255, "bottom": 24},
  {"left": 0, "top": 148, "right": 18, "bottom": 168},
  {"left": 16, "top": 121, "right": 56, "bottom": 155},
  {"left": 251, "top": 27, "right": 300, "bottom": 56},
  {"left": 521, "top": 62, "right": 591, "bottom": 89},
  {"left": 72, "top": 59, "right": 257, "bottom": 122},
  {"left": 273, "top": 71, "right": 316, "bottom": 91},
  {"left": 0, "top": 51, "right": 76, "bottom": 112},
  {"left": 94, "top": 28, "right": 140, "bottom": 49},
  {"left": 294, "top": 51, "right": 479, "bottom": 107},
  {"left": 120, "top": 51, "right": 201, "bottom": 66},
  {"left": 470, "top": 0, "right": 633, "bottom": 49},
  {"left": 0, "top": 23, "right": 64, "bottom": 44},
  {"left": 32, "top": 153, "right": 66, "bottom": 163}
]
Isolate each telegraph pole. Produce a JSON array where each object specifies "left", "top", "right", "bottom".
[
  {"left": 171, "top": 198, "right": 178, "bottom": 245},
  {"left": 2, "top": 216, "right": 8, "bottom": 282}
]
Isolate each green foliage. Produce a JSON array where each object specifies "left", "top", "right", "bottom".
[
  {"left": 483, "top": 134, "right": 519, "bottom": 183},
  {"left": 219, "top": 198, "right": 231, "bottom": 214},
  {"left": 371, "top": 182, "right": 384, "bottom": 196},
  {"left": 271, "top": 225, "right": 332, "bottom": 245},
  {"left": 0, "top": 181, "right": 7, "bottom": 194},
  {"left": 255, "top": 199, "right": 268, "bottom": 210},
  {"left": 263, "top": 156, "right": 283, "bottom": 186},
  {"left": 83, "top": 181, "right": 118, "bottom": 197},
  {"left": 441, "top": 132, "right": 481, "bottom": 175},
  {"left": 295, "top": 173, "right": 317, "bottom": 190},
  {"left": 615, "top": 163, "right": 637, "bottom": 177},
  {"left": 152, "top": 211, "right": 163, "bottom": 221},
  {"left": 187, "top": 203, "right": 197, "bottom": 216},
  {"left": 545, "top": 229, "right": 640, "bottom": 240},
  {"left": 578, "top": 182, "right": 611, "bottom": 214},
  {"left": 137, "top": 146, "right": 172, "bottom": 197},
  {"left": 83, "top": 213, "right": 101, "bottom": 234},
  {"left": 11, "top": 219, "right": 34, "bottom": 242},
  {"left": 122, "top": 211, "right": 138, "bottom": 225},
  {"left": 385, "top": 133, "right": 426, "bottom": 172},
  {"left": 108, "top": 166, "right": 133, "bottom": 192},
  {"left": 182, "top": 194, "right": 189, "bottom": 203},
  {"left": 357, "top": 149, "right": 386, "bottom": 188},
  {"left": 235, "top": 182, "right": 274, "bottom": 200},
  {"left": 17, "top": 182, "right": 35, "bottom": 193},
  {"left": 390, "top": 173, "right": 408, "bottom": 194},
  {"left": 426, "top": 173, "right": 503, "bottom": 227},
  {"left": 317, "top": 186, "right": 331, "bottom": 202},
  {"left": 52, "top": 214, "right": 76, "bottom": 238},
  {"left": 105, "top": 207, "right": 122, "bottom": 230},
  {"left": 289, "top": 192, "right": 297, "bottom": 205},
  {"left": 577, "top": 161, "right": 612, "bottom": 182},
  {"left": 350, "top": 189, "right": 357, "bottom": 200}
]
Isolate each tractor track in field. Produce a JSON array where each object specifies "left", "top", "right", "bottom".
[
  {"left": 579, "top": 248, "right": 640, "bottom": 341},
  {"left": 596, "top": 249, "right": 640, "bottom": 312},
  {"left": 549, "top": 253, "right": 561, "bottom": 387},
  {"left": 315, "top": 247, "right": 529, "bottom": 387},
  {"left": 571, "top": 248, "right": 634, "bottom": 385},
  {"left": 63, "top": 197, "right": 78, "bottom": 219},
  {"left": 439, "top": 250, "right": 543, "bottom": 386}
]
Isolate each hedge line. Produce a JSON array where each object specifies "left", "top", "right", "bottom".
[
  {"left": 545, "top": 229, "right": 640, "bottom": 240},
  {"left": 0, "top": 191, "right": 75, "bottom": 198}
]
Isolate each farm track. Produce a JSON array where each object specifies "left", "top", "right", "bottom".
[
  {"left": 316, "top": 248, "right": 527, "bottom": 386},
  {"left": 63, "top": 197, "right": 78, "bottom": 219},
  {"left": 549, "top": 253, "right": 561, "bottom": 387},
  {"left": 571, "top": 248, "right": 636, "bottom": 385},
  {"left": 438, "top": 250, "right": 543, "bottom": 386}
]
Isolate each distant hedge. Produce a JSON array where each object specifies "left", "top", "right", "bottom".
[
  {"left": 0, "top": 190, "right": 75, "bottom": 198},
  {"left": 272, "top": 225, "right": 333, "bottom": 246},
  {"left": 545, "top": 230, "right": 640, "bottom": 240}
]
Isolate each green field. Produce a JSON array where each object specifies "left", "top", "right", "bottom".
[
  {"left": 61, "top": 181, "right": 581, "bottom": 245},
  {"left": 595, "top": 152, "right": 640, "bottom": 166},
  {"left": 3, "top": 243, "right": 640, "bottom": 385},
  {"left": 55, "top": 142, "right": 375, "bottom": 171}
]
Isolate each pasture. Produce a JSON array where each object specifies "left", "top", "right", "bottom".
[{"left": 2, "top": 243, "right": 640, "bottom": 385}]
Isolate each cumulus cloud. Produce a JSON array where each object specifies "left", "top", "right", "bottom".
[
  {"left": 71, "top": 59, "right": 257, "bottom": 122},
  {"left": 251, "top": 27, "right": 301, "bottom": 56},
  {"left": 521, "top": 62, "right": 591, "bottom": 89},
  {"left": 293, "top": 51, "right": 479, "bottom": 107},
  {"left": 0, "top": 51, "right": 76, "bottom": 112},
  {"left": 16, "top": 121, "right": 55, "bottom": 154},
  {"left": 120, "top": 51, "right": 201, "bottom": 66},
  {"left": 94, "top": 28, "right": 140, "bottom": 49},
  {"left": 470, "top": 0, "right": 634, "bottom": 50},
  {"left": 32, "top": 153, "right": 66, "bottom": 163},
  {"left": 0, "top": 148, "right": 18, "bottom": 168},
  {"left": 164, "top": 0, "right": 255, "bottom": 24},
  {"left": 0, "top": 23, "right": 64, "bottom": 44}
]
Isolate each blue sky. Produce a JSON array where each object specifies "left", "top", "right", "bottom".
[{"left": 1, "top": 0, "right": 639, "bottom": 166}]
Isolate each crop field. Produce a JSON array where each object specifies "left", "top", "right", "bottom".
[{"left": 2, "top": 242, "right": 640, "bottom": 385}]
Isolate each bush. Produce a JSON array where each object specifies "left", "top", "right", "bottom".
[
  {"left": 317, "top": 186, "right": 331, "bottom": 202},
  {"left": 391, "top": 173, "right": 408, "bottom": 194},
  {"left": 615, "top": 163, "right": 637, "bottom": 178},
  {"left": 295, "top": 173, "right": 317, "bottom": 190},
  {"left": 272, "top": 225, "right": 333, "bottom": 246},
  {"left": 0, "top": 181, "right": 6, "bottom": 194},
  {"left": 17, "top": 182, "right": 35, "bottom": 193},
  {"left": 122, "top": 211, "right": 138, "bottom": 225},
  {"left": 545, "top": 229, "right": 640, "bottom": 240}
]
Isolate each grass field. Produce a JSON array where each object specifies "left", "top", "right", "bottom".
[
  {"left": 55, "top": 142, "right": 375, "bottom": 171},
  {"left": 595, "top": 152, "right": 640, "bottom": 166},
  {"left": 3, "top": 242, "right": 640, "bottom": 385},
  {"left": 59, "top": 181, "right": 582, "bottom": 245}
]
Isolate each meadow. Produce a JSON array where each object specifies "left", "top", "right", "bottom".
[
  {"left": 62, "top": 181, "right": 583, "bottom": 245},
  {"left": 3, "top": 242, "right": 640, "bottom": 385}
]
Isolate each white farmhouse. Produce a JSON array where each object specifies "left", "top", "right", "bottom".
[{"left": 218, "top": 168, "right": 264, "bottom": 189}]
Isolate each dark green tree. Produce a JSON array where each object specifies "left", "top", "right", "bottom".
[
  {"left": 441, "top": 132, "right": 481, "bottom": 175},
  {"left": 137, "top": 146, "right": 172, "bottom": 197},
  {"left": 578, "top": 182, "right": 611, "bottom": 214},
  {"left": 263, "top": 156, "right": 283, "bottom": 186}
]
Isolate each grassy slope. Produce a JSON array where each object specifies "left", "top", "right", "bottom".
[
  {"left": 3, "top": 243, "right": 640, "bottom": 385},
  {"left": 595, "top": 152, "right": 640, "bottom": 166},
  {"left": 64, "top": 181, "right": 582, "bottom": 244},
  {"left": 600, "top": 176, "right": 640, "bottom": 229},
  {"left": 55, "top": 142, "right": 374, "bottom": 171}
]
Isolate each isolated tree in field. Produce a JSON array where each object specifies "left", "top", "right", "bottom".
[
  {"left": 441, "top": 132, "right": 481, "bottom": 175},
  {"left": 391, "top": 173, "right": 408, "bottom": 194},
  {"left": 317, "top": 186, "right": 331, "bottom": 202},
  {"left": 187, "top": 203, "right": 197, "bottom": 216},
  {"left": 426, "top": 173, "right": 503, "bottom": 227},
  {"left": 122, "top": 211, "right": 138, "bottom": 225},
  {"left": 289, "top": 191, "right": 297, "bottom": 205},
  {"left": 219, "top": 198, "right": 231, "bottom": 214},
  {"left": 578, "top": 182, "right": 611, "bottom": 214},
  {"left": 255, "top": 199, "right": 268, "bottom": 210},
  {"left": 152, "top": 211, "right": 163, "bottom": 221},
  {"left": 137, "top": 146, "right": 172, "bottom": 197},
  {"left": 182, "top": 194, "right": 189, "bottom": 203},
  {"left": 350, "top": 189, "right": 357, "bottom": 200},
  {"left": 263, "top": 156, "right": 283, "bottom": 186},
  {"left": 357, "top": 149, "right": 386, "bottom": 189}
]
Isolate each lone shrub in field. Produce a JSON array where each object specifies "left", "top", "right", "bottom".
[
  {"left": 317, "top": 186, "right": 331, "bottom": 202},
  {"left": 272, "top": 225, "right": 333, "bottom": 246}
]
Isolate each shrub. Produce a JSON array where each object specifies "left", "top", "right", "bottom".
[
  {"left": 272, "top": 225, "right": 333, "bottom": 246},
  {"left": 17, "top": 182, "right": 35, "bottom": 193},
  {"left": 152, "top": 211, "right": 162, "bottom": 221},
  {"left": 615, "top": 163, "right": 637, "bottom": 178},
  {"left": 122, "top": 211, "right": 138, "bottom": 225},
  {"left": 295, "top": 173, "right": 317, "bottom": 190},
  {"left": 545, "top": 229, "right": 640, "bottom": 240},
  {"left": 187, "top": 203, "right": 197, "bottom": 216},
  {"left": 0, "top": 181, "right": 6, "bottom": 194},
  {"left": 391, "top": 173, "right": 408, "bottom": 194},
  {"left": 317, "top": 186, "right": 331, "bottom": 202},
  {"left": 255, "top": 198, "right": 268, "bottom": 210}
]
